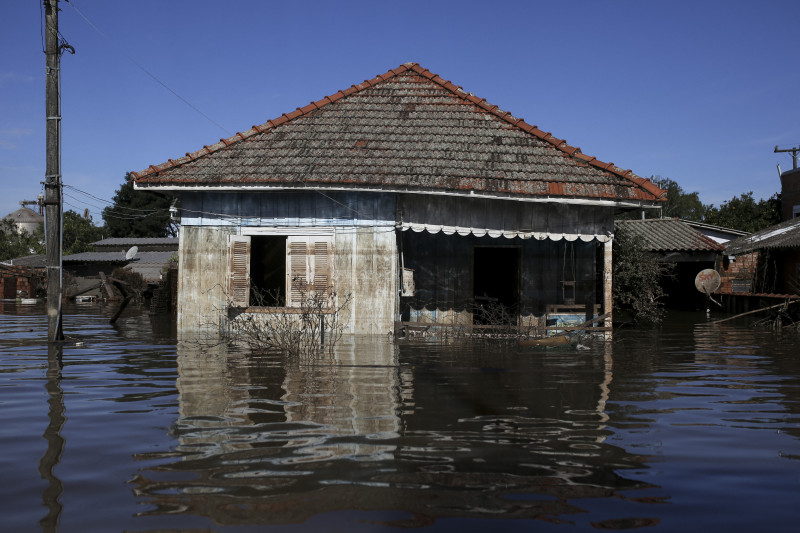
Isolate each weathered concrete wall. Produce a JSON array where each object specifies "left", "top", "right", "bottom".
[
  {"left": 177, "top": 224, "right": 398, "bottom": 338},
  {"left": 335, "top": 227, "right": 397, "bottom": 335},
  {"left": 177, "top": 225, "right": 235, "bottom": 338}
]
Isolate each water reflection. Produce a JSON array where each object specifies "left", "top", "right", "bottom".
[
  {"left": 38, "top": 343, "right": 64, "bottom": 531},
  {"left": 133, "top": 339, "right": 655, "bottom": 526}
]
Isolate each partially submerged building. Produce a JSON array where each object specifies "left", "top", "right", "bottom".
[
  {"left": 615, "top": 218, "right": 726, "bottom": 309},
  {"left": 63, "top": 237, "right": 178, "bottom": 283},
  {"left": 62, "top": 238, "right": 178, "bottom": 305},
  {"left": 722, "top": 216, "right": 800, "bottom": 297},
  {"left": 131, "top": 63, "right": 666, "bottom": 337},
  {"left": 0, "top": 255, "right": 46, "bottom": 300}
]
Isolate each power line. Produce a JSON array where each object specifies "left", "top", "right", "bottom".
[
  {"left": 63, "top": 0, "right": 231, "bottom": 136},
  {"left": 63, "top": 184, "right": 163, "bottom": 213}
]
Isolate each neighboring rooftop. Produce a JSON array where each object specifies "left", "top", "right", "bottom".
[
  {"left": 93, "top": 238, "right": 178, "bottom": 253},
  {"left": 616, "top": 218, "right": 726, "bottom": 253},
  {"left": 133, "top": 62, "right": 666, "bottom": 205},
  {"left": 0, "top": 254, "right": 47, "bottom": 268},
  {"left": 63, "top": 250, "right": 176, "bottom": 282},
  {"left": 93, "top": 238, "right": 178, "bottom": 247},
  {"left": 682, "top": 220, "right": 749, "bottom": 244},
  {"left": 725, "top": 217, "right": 800, "bottom": 255}
]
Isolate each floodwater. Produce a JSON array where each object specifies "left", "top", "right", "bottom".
[{"left": 2, "top": 302, "right": 800, "bottom": 532}]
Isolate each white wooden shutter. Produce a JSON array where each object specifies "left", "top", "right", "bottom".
[
  {"left": 228, "top": 235, "right": 251, "bottom": 307},
  {"left": 286, "top": 236, "right": 333, "bottom": 307},
  {"left": 312, "top": 239, "right": 332, "bottom": 298},
  {"left": 287, "top": 237, "right": 309, "bottom": 308}
]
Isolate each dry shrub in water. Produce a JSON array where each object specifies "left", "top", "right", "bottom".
[{"left": 227, "top": 286, "right": 352, "bottom": 359}]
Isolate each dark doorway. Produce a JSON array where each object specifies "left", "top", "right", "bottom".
[
  {"left": 473, "top": 246, "right": 520, "bottom": 324},
  {"left": 250, "top": 236, "right": 286, "bottom": 306},
  {"left": 3, "top": 276, "right": 17, "bottom": 299}
]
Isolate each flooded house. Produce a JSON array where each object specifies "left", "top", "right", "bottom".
[{"left": 131, "top": 63, "right": 666, "bottom": 338}]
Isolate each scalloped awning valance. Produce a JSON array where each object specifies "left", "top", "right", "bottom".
[
  {"left": 397, "top": 194, "right": 613, "bottom": 243},
  {"left": 399, "top": 223, "right": 611, "bottom": 241}
]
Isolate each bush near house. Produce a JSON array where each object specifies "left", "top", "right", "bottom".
[{"left": 613, "top": 225, "right": 672, "bottom": 326}]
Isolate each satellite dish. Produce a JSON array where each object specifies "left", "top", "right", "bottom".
[
  {"left": 125, "top": 246, "right": 138, "bottom": 260},
  {"left": 695, "top": 269, "right": 721, "bottom": 294}
]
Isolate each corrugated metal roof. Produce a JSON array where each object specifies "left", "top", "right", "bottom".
[
  {"left": 132, "top": 63, "right": 666, "bottom": 204},
  {"left": 63, "top": 251, "right": 175, "bottom": 264},
  {"left": 1, "top": 254, "right": 47, "bottom": 267},
  {"left": 92, "top": 238, "right": 178, "bottom": 247},
  {"left": 725, "top": 217, "right": 800, "bottom": 255},
  {"left": 616, "top": 218, "right": 725, "bottom": 252}
]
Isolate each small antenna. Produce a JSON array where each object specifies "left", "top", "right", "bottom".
[{"left": 125, "top": 246, "right": 138, "bottom": 260}]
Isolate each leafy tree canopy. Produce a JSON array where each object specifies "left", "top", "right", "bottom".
[
  {"left": 704, "top": 191, "right": 782, "bottom": 233},
  {"left": 615, "top": 175, "right": 782, "bottom": 234},
  {"left": 0, "top": 218, "right": 45, "bottom": 261},
  {"left": 102, "top": 174, "right": 178, "bottom": 238},
  {"left": 616, "top": 175, "right": 707, "bottom": 221},
  {"left": 63, "top": 210, "right": 105, "bottom": 255},
  {"left": 650, "top": 176, "right": 707, "bottom": 221}
]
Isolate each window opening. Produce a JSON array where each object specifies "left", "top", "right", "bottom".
[
  {"left": 228, "top": 233, "right": 333, "bottom": 309},
  {"left": 251, "top": 235, "right": 286, "bottom": 306}
]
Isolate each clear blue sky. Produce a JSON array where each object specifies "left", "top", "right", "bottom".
[{"left": 2, "top": 0, "right": 799, "bottom": 223}]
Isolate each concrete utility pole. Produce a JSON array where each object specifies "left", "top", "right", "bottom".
[{"left": 44, "top": 0, "right": 65, "bottom": 341}]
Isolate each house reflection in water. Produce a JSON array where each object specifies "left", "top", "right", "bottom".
[{"left": 132, "top": 341, "right": 656, "bottom": 527}]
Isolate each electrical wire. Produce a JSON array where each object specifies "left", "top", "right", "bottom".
[
  {"left": 60, "top": 1, "right": 379, "bottom": 225},
  {"left": 63, "top": 0, "right": 230, "bottom": 136}
]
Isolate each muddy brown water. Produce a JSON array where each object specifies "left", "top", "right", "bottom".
[{"left": 2, "top": 301, "right": 799, "bottom": 531}]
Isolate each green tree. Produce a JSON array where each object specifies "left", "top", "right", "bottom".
[
  {"left": 650, "top": 176, "right": 708, "bottom": 221},
  {"left": 612, "top": 225, "right": 671, "bottom": 325},
  {"left": 102, "top": 175, "right": 178, "bottom": 238},
  {"left": 0, "top": 219, "right": 45, "bottom": 261},
  {"left": 63, "top": 210, "right": 105, "bottom": 255},
  {"left": 704, "top": 192, "right": 781, "bottom": 233}
]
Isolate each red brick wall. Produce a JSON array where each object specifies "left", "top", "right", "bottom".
[
  {"left": 717, "top": 252, "right": 758, "bottom": 294},
  {"left": 0, "top": 266, "right": 44, "bottom": 299}
]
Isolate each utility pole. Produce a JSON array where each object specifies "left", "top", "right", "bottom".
[
  {"left": 774, "top": 145, "right": 800, "bottom": 170},
  {"left": 44, "top": 0, "right": 65, "bottom": 341}
]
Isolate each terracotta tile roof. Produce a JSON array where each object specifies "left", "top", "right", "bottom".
[
  {"left": 616, "top": 218, "right": 725, "bottom": 252},
  {"left": 725, "top": 217, "right": 800, "bottom": 255},
  {"left": 132, "top": 63, "right": 666, "bottom": 203}
]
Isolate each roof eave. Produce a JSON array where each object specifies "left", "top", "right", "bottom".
[{"left": 134, "top": 181, "right": 664, "bottom": 208}]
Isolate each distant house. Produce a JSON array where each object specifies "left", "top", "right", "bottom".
[
  {"left": 0, "top": 255, "right": 46, "bottom": 300},
  {"left": 615, "top": 218, "right": 726, "bottom": 309},
  {"left": 131, "top": 62, "right": 666, "bottom": 337},
  {"left": 63, "top": 238, "right": 178, "bottom": 283}
]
